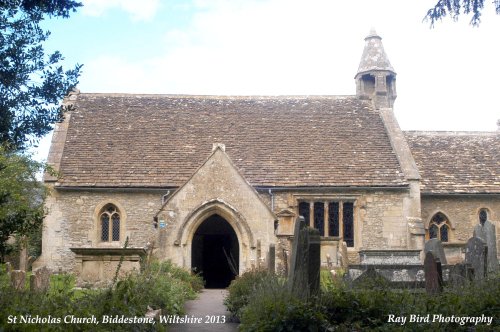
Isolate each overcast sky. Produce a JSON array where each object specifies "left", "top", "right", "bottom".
[{"left": 34, "top": 0, "right": 500, "bottom": 161}]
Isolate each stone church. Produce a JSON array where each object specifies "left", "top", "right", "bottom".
[{"left": 35, "top": 30, "right": 499, "bottom": 287}]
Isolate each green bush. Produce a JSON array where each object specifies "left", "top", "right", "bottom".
[
  {"left": 239, "top": 276, "right": 327, "bottom": 332},
  {"left": 227, "top": 268, "right": 500, "bottom": 332},
  {"left": 321, "top": 274, "right": 500, "bottom": 331},
  {"left": 0, "top": 261, "right": 203, "bottom": 331},
  {"left": 224, "top": 269, "right": 274, "bottom": 320}
]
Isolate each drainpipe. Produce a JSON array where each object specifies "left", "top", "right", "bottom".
[
  {"left": 268, "top": 189, "right": 274, "bottom": 212},
  {"left": 153, "top": 190, "right": 171, "bottom": 227},
  {"left": 269, "top": 189, "right": 279, "bottom": 234}
]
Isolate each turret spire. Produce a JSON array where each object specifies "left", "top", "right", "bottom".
[{"left": 355, "top": 29, "right": 397, "bottom": 109}]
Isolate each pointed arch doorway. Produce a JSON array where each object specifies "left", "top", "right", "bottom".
[{"left": 191, "top": 214, "right": 239, "bottom": 288}]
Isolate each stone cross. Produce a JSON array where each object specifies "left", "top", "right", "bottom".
[
  {"left": 424, "top": 251, "right": 443, "bottom": 294},
  {"left": 10, "top": 270, "right": 26, "bottom": 291},
  {"left": 465, "top": 237, "right": 487, "bottom": 281},
  {"left": 424, "top": 238, "right": 447, "bottom": 265},
  {"left": 473, "top": 220, "right": 499, "bottom": 274},
  {"left": 288, "top": 216, "right": 320, "bottom": 299},
  {"left": 30, "top": 266, "right": 51, "bottom": 292}
]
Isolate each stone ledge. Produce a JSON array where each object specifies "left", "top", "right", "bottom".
[
  {"left": 70, "top": 247, "right": 147, "bottom": 256},
  {"left": 359, "top": 249, "right": 421, "bottom": 264}
]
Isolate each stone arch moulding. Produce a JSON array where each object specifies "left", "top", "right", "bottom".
[
  {"left": 175, "top": 199, "right": 255, "bottom": 249},
  {"left": 93, "top": 200, "right": 127, "bottom": 246},
  {"left": 425, "top": 210, "right": 455, "bottom": 230}
]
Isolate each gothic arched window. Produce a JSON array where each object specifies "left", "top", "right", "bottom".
[
  {"left": 428, "top": 212, "right": 451, "bottom": 242},
  {"left": 100, "top": 204, "right": 120, "bottom": 242}
]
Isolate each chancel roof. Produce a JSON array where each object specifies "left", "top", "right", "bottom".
[
  {"left": 52, "top": 93, "right": 408, "bottom": 188},
  {"left": 405, "top": 131, "right": 500, "bottom": 194}
]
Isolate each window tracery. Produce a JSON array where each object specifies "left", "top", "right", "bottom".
[
  {"left": 100, "top": 204, "right": 120, "bottom": 242},
  {"left": 428, "top": 212, "right": 451, "bottom": 242}
]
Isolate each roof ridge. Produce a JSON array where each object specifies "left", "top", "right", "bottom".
[
  {"left": 405, "top": 130, "right": 498, "bottom": 136},
  {"left": 75, "top": 93, "right": 359, "bottom": 100}
]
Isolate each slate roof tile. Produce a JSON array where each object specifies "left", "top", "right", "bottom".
[
  {"left": 55, "top": 94, "right": 407, "bottom": 188},
  {"left": 405, "top": 131, "right": 499, "bottom": 194}
]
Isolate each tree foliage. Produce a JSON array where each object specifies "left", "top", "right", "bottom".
[
  {"left": 0, "top": 146, "right": 46, "bottom": 261},
  {"left": 0, "top": 0, "right": 82, "bottom": 150},
  {"left": 425, "top": 0, "right": 500, "bottom": 26}
]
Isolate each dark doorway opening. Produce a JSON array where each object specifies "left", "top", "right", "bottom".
[{"left": 192, "top": 214, "right": 239, "bottom": 288}]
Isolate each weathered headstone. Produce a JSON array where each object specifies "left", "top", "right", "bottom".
[
  {"left": 268, "top": 244, "right": 275, "bottom": 273},
  {"left": 326, "top": 254, "right": 333, "bottom": 268},
  {"left": 424, "top": 251, "right": 443, "bottom": 294},
  {"left": 424, "top": 238, "right": 447, "bottom": 265},
  {"left": 289, "top": 216, "right": 307, "bottom": 286},
  {"left": 448, "top": 263, "right": 473, "bottom": 287},
  {"left": 307, "top": 229, "right": 321, "bottom": 295},
  {"left": 10, "top": 270, "right": 26, "bottom": 291},
  {"left": 351, "top": 265, "right": 388, "bottom": 288},
  {"left": 337, "top": 241, "right": 349, "bottom": 270},
  {"left": 288, "top": 216, "right": 320, "bottom": 299},
  {"left": 30, "top": 266, "right": 51, "bottom": 292},
  {"left": 256, "top": 240, "right": 262, "bottom": 268},
  {"left": 473, "top": 220, "right": 499, "bottom": 274},
  {"left": 18, "top": 243, "right": 28, "bottom": 271},
  {"left": 465, "top": 237, "right": 487, "bottom": 281},
  {"left": 282, "top": 249, "right": 288, "bottom": 276}
]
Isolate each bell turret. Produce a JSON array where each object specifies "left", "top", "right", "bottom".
[{"left": 355, "top": 29, "right": 397, "bottom": 109}]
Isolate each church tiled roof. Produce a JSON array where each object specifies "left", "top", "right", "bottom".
[
  {"left": 51, "top": 93, "right": 407, "bottom": 188},
  {"left": 405, "top": 131, "right": 500, "bottom": 194}
]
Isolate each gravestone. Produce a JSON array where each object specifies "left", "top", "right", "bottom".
[
  {"left": 268, "top": 244, "right": 275, "bottom": 273},
  {"left": 288, "top": 216, "right": 307, "bottom": 288},
  {"left": 448, "top": 263, "right": 474, "bottom": 287},
  {"left": 326, "top": 254, "right": 333, "bottom": 268},
  {"left": 351, "top": 265, "right": 389, "bottom": 288},
  {"left": 465, "top": 237, "right": 487, "bottom": 281},
  {"left": 30, "top": 266, "right": 51, "bottom": 292},
  {"left": 337, "top": 241, "right": 349, "bottom": 270},
  {"left": 307, "top": 229, "right": 321, "bottom": 295},
  {"left": 10, "top": 270, "right": 26, "bottom": 291},
  {"left": 282, "top": 249, "right": 288, "bottom": 276},
  {"left": 424, "top": 251, "right": 443, "bottom": 294},
  {"left": 473, "top": 220, "right": 499, "bottom": 274},
  {"left": 5, "top": 262, "right": 12, "bottom": 273},
  {"left": 424, "top": 238, "right": 447, "bottom": 265},
  {"left": 288, "top": 216, "right": 320, "bottom": 299},
  {"left": 18, "top": 244, "right": 28, "bottom": 271},
  {"left": 256, "top": 240, "right": 262, "bottom": 268}
]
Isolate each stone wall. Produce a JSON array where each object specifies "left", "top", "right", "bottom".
[
  {"left": 35, "top": 186, "right": 161, "bottom": 272},
  {"left": 264, "top": 188, "right": 414, "bottom": 265},
  {"left": 156, "top": 148, "right": 276, "bottom": 274},
  {"left": 421, "top": 195, "right": 500, "bottom": 257}
]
